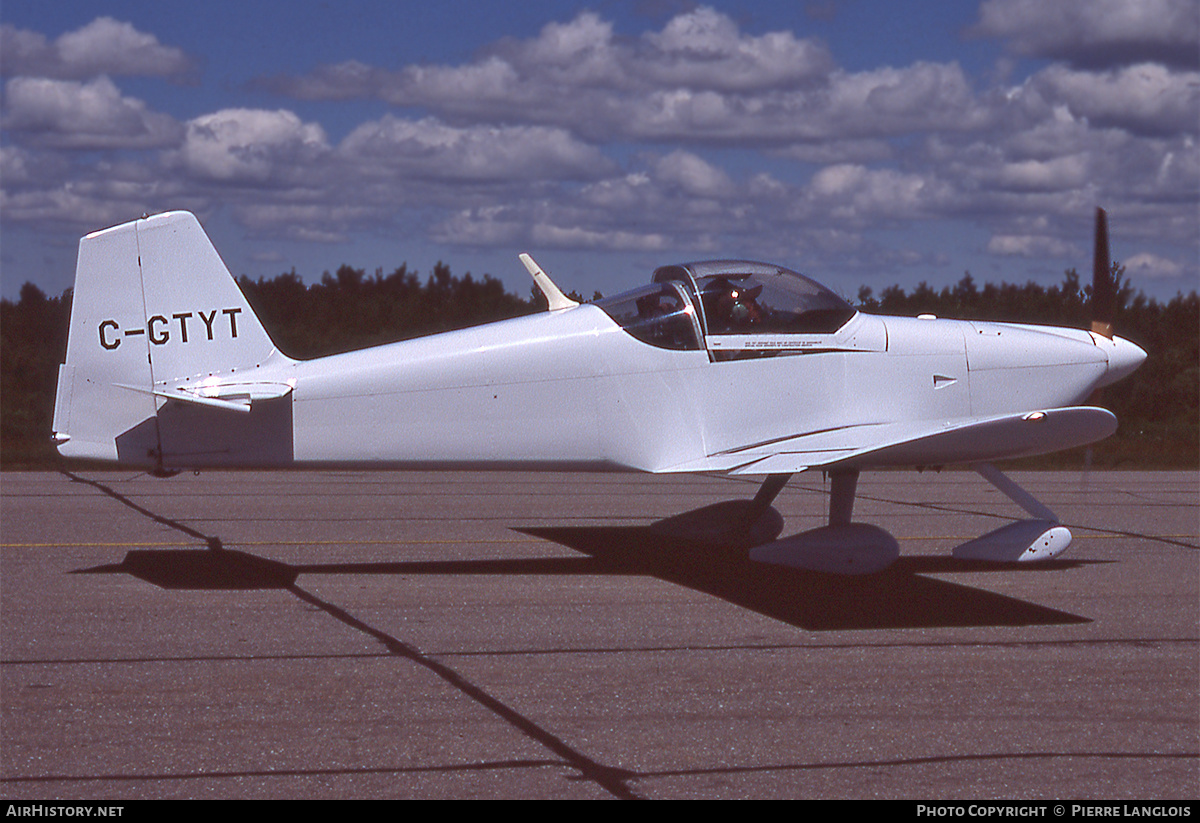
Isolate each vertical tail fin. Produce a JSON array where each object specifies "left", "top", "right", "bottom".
[{"left": 54, "top": 211, "right": 285, "bottom": 466}]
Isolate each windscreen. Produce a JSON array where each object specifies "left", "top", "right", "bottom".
[{"left": 594, "top": 282, "right": 703, "bottom": 351}]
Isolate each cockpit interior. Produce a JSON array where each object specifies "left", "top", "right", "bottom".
[{"left": 596, "top": 260, "right": 857, "bottom": 357}]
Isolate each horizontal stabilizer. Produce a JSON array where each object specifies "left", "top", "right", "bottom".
[{"left": 114, "top": 381, "right": 293, "bottom": 414}]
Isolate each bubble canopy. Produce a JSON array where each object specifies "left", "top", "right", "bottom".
[
  {"left": 655, "top": 260, "right": 856, "bottom": 337},
  {"left": 593, "top": 260, "right": 856, "bottom": 352}
]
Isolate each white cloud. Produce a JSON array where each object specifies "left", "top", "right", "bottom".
[
  {"left": 652, "top": 150, "right": 734, "bottom": 197},
  {"left": 515, "top": 12, "right": 622, "bottom": 82},
  {"left": 530, "top": 224, "right": 670, "bottom": 252},
  {"left": 2, "top": 76, "right": 183, "bottom": 149},
  {"left": 246, "top": 0, "right": 1178, "bottom": 227},
  {"left": 972, "top": 0, "right": 1198, "bottom": 69},
  {"left": 0, "top": 144, "right": 67, "bottom": 186},
  {"left": 256, "top": 1, "right": 1192, "bottom": 178},
  {"left": 986, "top": 234, "right": 1080, "bottom": 258},
  {"left": 432, "top": 201, "right": 672, "bottom": 252},
  {"left": 1029, "top": 63, "right": 1200, "bottom": 136},
  {"left": 432, "top": 206, "right": 523, "bottom": 246},
  {"left": 233, "top": 203, "right": 382, "bottom": 242},
  {"left": 0, "top": 167, "right": 190, "bottom": 229},
  {"left": 1124, "top": 252, "right": 1184, "bottom": 279},
  {"left": 337, "top": 116, "right": 613, "bottom": 182},
  {"left": 0, "top": 17, "right": 194, "bottom": 79},
  {"left": 808, "top": 164, "right": 951, "bottom": 221},
  {"left": 822, "top": 63, "right": 985, "bottom": 136},
  {"left": 264, "top": 8, "right": 840, "bottom": 143},
  {"left": 640, "top": 6, "right": 832, "bottom": 92},
  {"left": 387, "top": 57, "right": 527, "bottom": 109},
  {"left": 176, "top": 109, "right": 330, "bottom": 183},
  {"left": 2, "top": 7, "right": 1194, "bottom": 300},
  {"left": 996, "top": 155, "right": 1089, "bottom": 191},
  {"left": 779, "top": 139, "right": 894, "bottom": 164}
]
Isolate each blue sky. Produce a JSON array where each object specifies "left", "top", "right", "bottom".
[{"left": 2, "top": 0, "right": 1196, "bottom": 303}]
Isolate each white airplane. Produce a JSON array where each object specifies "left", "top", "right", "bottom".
[{"left": 51, "top": 210, "right": 1146, "bottom": 573}]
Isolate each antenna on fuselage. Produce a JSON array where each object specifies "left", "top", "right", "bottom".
[{"left": 520, "top": 253, "right": 579, "bottom": 311}]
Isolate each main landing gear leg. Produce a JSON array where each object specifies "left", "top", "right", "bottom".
[
  {"left": 748, "top": 468, "right": 899, "bottom": 575},
  {"left": 829, "top": 470, "right": 858, "bottom": 526},
  {"left": 742, "top": 473, "right": 792, "bottom": 529},
  {"left": 951, "top": 463, "right": 1073, "bottom": 562}
]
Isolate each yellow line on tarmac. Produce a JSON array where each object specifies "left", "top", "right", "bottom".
[
  {"left": 4, "top": 533, "right": 1195, "bottom": 549},
  {"left": 2, "top": 537, "right": 532, "bottom": 548}
]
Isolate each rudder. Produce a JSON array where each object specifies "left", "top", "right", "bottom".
[{"left": 53, "top": 211, "right": 285, "bottom": 466}]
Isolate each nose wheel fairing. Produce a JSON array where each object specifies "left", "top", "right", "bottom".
[{"left": 952, "top": 520, "right": 1072, "bottom": 563}]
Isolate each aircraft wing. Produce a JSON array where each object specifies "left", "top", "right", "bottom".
[{"left": 666, "top": 406, "right": 1117, "bottom": 475}]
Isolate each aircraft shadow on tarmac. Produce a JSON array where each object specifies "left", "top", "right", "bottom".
[
  {"left": 65, "top": 469, "right": 1094, "bottom": 631},
  {"left": 77, "top": 524, "right": 1094, "bottom": 633},
  {"left": 519, "top": 530, "right": 1095, "bottom": 632}
]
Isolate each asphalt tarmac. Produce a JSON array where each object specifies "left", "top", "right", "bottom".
[{"left": 1, "top": 468, "right": 1196, "bottom": 800}]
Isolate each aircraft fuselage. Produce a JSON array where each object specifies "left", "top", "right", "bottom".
[{"left": 142, "top": 304, "right": 1132, "bottom": 473}]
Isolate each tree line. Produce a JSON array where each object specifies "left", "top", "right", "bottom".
[{"left": 2, "top": 262, "right": 1195, "bottom": 467}]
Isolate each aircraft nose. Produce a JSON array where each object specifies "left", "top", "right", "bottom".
[{"left": 1100, "top": 335, "right": 1147, "bottom": 386}]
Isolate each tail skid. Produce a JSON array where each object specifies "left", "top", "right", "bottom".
[{"left": 53, "top": 211, "right": 292, "bottom": 468}]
